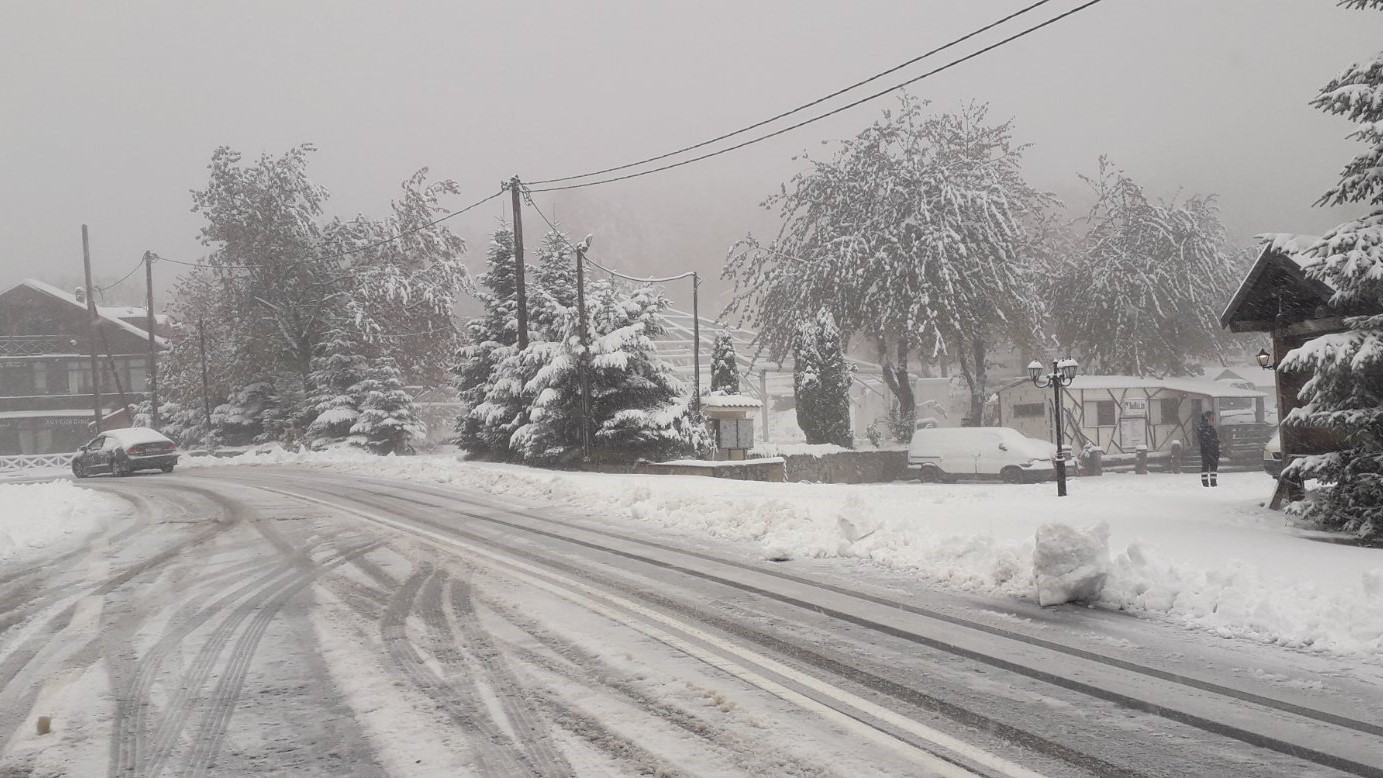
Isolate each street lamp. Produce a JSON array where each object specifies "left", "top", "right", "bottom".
[
  {"left": 1256, "top": 348, "right": 1275, "bottom": 370},
  {"left": 1028, "top": 357, "right": 1078, "bottom": 497}
]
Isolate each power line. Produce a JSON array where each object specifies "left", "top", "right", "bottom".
[
  {"left": 524, "top": 194, "right": 695, "bottom": 284},
  {"left": 530, "top": 0, "right": 1107, "bottom": 194},
  {"left": 94, "top": 257, "right": 147, "bottom": 292},
  {"left": 528, "top": 0, "right": 1055, "bottom": 187},
  {"left": 158, "top": 188, "right": 505, "bottom": 272}
]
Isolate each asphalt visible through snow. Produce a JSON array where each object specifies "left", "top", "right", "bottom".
[{"left": 0, "top": 466, "right": 1380, "bottom": 777}]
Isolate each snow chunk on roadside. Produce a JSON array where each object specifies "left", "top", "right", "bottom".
[
  {"left": 1033, "top": 522, "right": 1110, "bottom": 606},
  {"left": 0, "top": 480, "right": 126, "bottom": 564}
]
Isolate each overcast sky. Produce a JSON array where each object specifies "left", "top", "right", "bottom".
[{"left": 1, "top": 1, "right": 1376, "bottom": 312}]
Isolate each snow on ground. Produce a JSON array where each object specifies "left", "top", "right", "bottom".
[
  {"left": 188, "top": 448, "right": 1383, "bottom": 659},
  {"left": 0, "top": 480, "right": 127, "bottom": 564}
]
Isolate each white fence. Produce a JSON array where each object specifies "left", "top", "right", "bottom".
[{"left": 0, "top": 453, "right": 75, "bottom": 473}]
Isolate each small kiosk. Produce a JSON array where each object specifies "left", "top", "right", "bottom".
[{"left": 699, "top": 393, "right": 761, "bottom": 460}]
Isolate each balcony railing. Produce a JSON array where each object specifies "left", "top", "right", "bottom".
[{"left": 0, "top": 336, "right": 76, "bottom": 357}]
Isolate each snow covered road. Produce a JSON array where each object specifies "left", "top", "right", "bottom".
[{"left": 1, "top": 468, "right": 1380, "bottom": 777}]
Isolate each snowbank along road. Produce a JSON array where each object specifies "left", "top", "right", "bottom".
[{"left": 0, "top": 466, "right": 1380, "bottom": 777}]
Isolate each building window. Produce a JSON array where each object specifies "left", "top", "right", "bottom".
[
  {"left": 1096, "top": 400, "right": 1116, "bottom": 426},
  {"left": 1013, "top": 403, "right": 1045, "bottom": 418},
  {"left": 1159, "top": 398, "right": 1181, "bottom": 424}
]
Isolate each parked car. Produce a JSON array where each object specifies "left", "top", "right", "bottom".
[
  {"left": 71, "top": 427, "right": 179, "bottom": 478},
  {"left": 908, "top": 426, "right": 1056, "bottom": 484},
  {"left": 1264, "top": 431, "right": 1282, "bottom": 478}
]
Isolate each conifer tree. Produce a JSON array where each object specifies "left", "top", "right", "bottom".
[
  {"left": 709, "top": 331, "right": 740, "bottom": 394},
  {"left": 1279, "top": 0, "right": 1383, "bottom": 544},
  {"left": 455, "top": 229, "right": 521, "bottom": 455},
  {"left": 307, "top": 329, "right": 369, "bottom": 446},
  {"left": 793, "top": 310, "right": 853, "bottom": 446},
  {"left": 350, "top": 357, "right": 425, "bottom": 454}
]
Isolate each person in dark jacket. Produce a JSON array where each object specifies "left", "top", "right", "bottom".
[{"left": 1196, "top": 411, "right": 1220, "bottom": 487}]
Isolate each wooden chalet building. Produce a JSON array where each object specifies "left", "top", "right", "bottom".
[
  {"left": 1219, "top": 236, "right": 1379, "bottom": 505},
  {"left": 993, "top": 374, "right": 1271, "bottom": 464},
  {"left": 0, "top": 279, "right": 166, "bottom": 455}
]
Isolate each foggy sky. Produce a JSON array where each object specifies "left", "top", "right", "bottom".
[{"left": 1, "top": 1, "right": 1377, "bottom": 313}]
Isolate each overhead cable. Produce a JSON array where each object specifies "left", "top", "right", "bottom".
[
  {"left": 529, "top": 0, "right": 1107, "bottom": 194},
  {"left": 528, "top": 0, "right": 1055, "bottom": 186}
]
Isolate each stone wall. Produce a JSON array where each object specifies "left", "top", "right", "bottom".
[
  {"left": 630, "top": 458, "right": 786, "bottom": 482},
  {"left": 779, "top": 450, "right": 910, "bottom": 483}
]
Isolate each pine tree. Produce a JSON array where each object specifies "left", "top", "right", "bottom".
[
  {"left": 1279, "top": 0, "right": 1383, "bottom": 545},
  {"left": 709, "top": 331, "right": 740, "bottom": 394},
  {"left": 306, "top": 330, "right": 369, "bottom": 447},
  {"left": 455, "top": 229, "right": 522, "bottom": 456},
  {"left": 793, "top": 310, "right": 853, "bottom": 446},
  {"left": 813, "top": 310, "right": 854, "bottom": 448},
  {"left": 350, "top": 357, "right": 425, "bottom": 454}
]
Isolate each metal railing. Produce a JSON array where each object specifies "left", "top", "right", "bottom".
[{"left": 0, "top": 453, "right": 75, "bottom": 473}]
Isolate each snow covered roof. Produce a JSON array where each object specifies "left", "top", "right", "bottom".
[
  {"left": 1219, "top": 238, "right": 1334, "bottom": 331},
  {"left": 699, "top": 393, "right": 762, "bottom": 408},
  {"left": 0, "top": 279, "right": 168, "bottom": 348},
  {"left": 1056, "top": 375, "right": 1266, "bottom": 399}
]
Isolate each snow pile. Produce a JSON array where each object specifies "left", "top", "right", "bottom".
[
  {"left": 1032, "top": 522, "right": 1110, "bottom": 606},
  {"left": 194, "top": 451, "right": 1383, "bottom": 658},
  {"left": 0, "top": 480, "right": 126, "bottom": 563}
]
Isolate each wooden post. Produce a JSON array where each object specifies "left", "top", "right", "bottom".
[
  {"left": 145, "top": 251, "right": 159, "bottom": 428},
  {"left": 759, "top": 370, "right": 769, "bottom": 443},
  {"left": 509, "top": 177, "right": 528, "bottom": 350},
  {"left": 81, "top": 225, "right": 103, "bottom": 433}
]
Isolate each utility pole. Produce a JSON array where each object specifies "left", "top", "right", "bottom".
[
  {"left": 692, "top": 272, "right": 701, "bottom": 414},
  {"left": 81, "top": 225, "right": 103, "bottom": 433},
  {"left": 509, "top": 176, "right": 529, "bottom": 350},
  {"left": 199, "top": 317, "right": 212, "bottom": 428},
  {"left": 575, "top": 236, "right": 593, "bottom": 461},
  {"left": 144, "top": 251, "right": 160, "bottom": 428}
]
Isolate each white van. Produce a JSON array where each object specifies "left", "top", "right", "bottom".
[{"left": 908, "top": 426, "right": 1056, "bottom": 484}]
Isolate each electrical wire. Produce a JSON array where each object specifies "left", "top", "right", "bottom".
[
  {"left": 529, "top": 0, "right": 1106, "bottom": 194},
  {"left": 94, "top": 257, "right": 147, "bottom": 292},
  {"left": 528, "top": 0, "right": 1055, "bottom": 186},
  {"left": 524, "top": 195, "right": 696, "bottom": 284}
]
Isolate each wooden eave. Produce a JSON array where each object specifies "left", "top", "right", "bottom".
[{"left": 1219, "top": 245, "right": 1334, "bottom": 333}]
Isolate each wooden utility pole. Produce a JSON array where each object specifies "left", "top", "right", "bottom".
[
  {"left": 81, "top": 225, "right": 103, "bottom": 433},
  {"left": 144, "top": 251, "right": 160, "bottom": 428},
  {"left": 575, "top": 237, "right": 592, "bottom": 461},
  {"left": 692, "top": 272, "right": 701, "bottom": 413},
  {"left": 509, "top": 176, "right": 528, "bottom": 350},
  {"left": 199, "top": 318, "right": 212, "bottom": 427}
]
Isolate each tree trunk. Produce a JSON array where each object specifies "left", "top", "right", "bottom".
[
  {"left": 877, "top": 334, "right": 915, "bottom": 442},
  {"left": 955, "top": 335, "right": 987, "bottom": 426}
]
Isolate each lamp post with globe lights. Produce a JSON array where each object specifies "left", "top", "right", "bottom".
[{"left": 1028, "top": 358, "right": 1079, "bottom": 496}]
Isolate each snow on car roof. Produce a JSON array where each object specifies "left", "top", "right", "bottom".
[{"left": 103, "top": 427, "right": 174, "bottom": 445}]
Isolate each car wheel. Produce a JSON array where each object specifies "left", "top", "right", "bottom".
[
  {"left": 71, "top": 459, "right": 87, "bottom": 479},
  {"left": 160, "top": 464, "right": 174, "bottom": 473},
  {"left": 1001, "top": 466, "right": 1023, "bottom": 484},
  {"left": 918, "top": 465, "right": 943, "bottom": 483},
  {"left": 113, "top": 456, "right": 132, "bottom": 477}
]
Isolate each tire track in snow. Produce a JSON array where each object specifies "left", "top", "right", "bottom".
[{"left": 380, "top": 566, "right": 529, "bottom": 777}]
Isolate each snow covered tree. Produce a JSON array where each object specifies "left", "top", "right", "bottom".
[
  {"left": 349, "top": 357, "right": 425, "bottom": 454},
  {"left": 306, "top": 329, "right": 370, "bottom": 446},
  {"left": 1045, "top": 159, "right": 1244, "bottom": 376},
  {"left": 725, "top": 97, "right": 1050, "bottom": 434},
  {"left": 160, "top": 145, "right": 468, "bottom": 450},
  {"left": 455, "top": 229, "right": 523, "bottom": 456},
  {"left": 709, "top": 331, "right": 740, "bottom": 394},
  {"left": 511, "top": 280, "right": 710, "bottom": 465},
  {"left": 1279, "top": 0, "right": 1383, "bottom": 545},
  {"left": 793, "top": 310, "right": 853, "bottom": 447}
]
